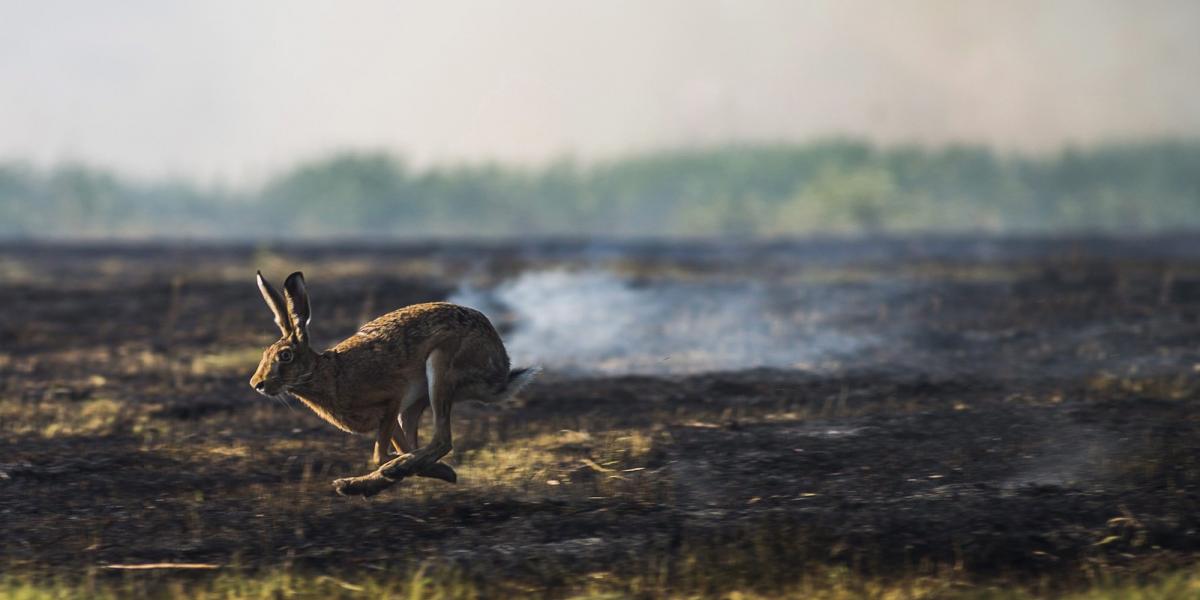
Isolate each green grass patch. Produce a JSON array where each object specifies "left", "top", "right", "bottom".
[{"left": 3, "top": 565, "right": 1199, "bottom": 600}]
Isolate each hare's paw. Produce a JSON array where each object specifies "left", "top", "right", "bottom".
[
  {"left": 421, "top": 462, "right": 458, "bottom": 484},
  {"left": 333, "top": 471, "right": 397, "bottom": 497}
]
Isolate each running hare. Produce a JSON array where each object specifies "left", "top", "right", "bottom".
[{"left": 250, "top": 271, "right": 538, "bottom": 495}]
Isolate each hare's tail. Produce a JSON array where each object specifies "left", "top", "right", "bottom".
[{"left": 496, "top": 366, "right": 542, "bottom": 402}]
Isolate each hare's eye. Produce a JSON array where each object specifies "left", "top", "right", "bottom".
[{"left": 278, "top": 349, "right": 294, "bottom": 363}]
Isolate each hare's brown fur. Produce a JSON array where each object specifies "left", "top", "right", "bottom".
[
  {"left": 288, "top": 303, "right": 510, "bottom": 433},
  {"left": 250, "top": 272, "right": 537, "bottom": 493}
]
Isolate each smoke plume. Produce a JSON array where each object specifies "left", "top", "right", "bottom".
[{"left": 451, "top": 269, "right": 871, "bottom": 375}]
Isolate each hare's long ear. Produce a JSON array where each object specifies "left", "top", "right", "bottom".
[
  {"left": 257, "top": 271, "right": 292, "bottom": 337},
  {"left": 283, "top": 271, "right": 311, "bottom": 343}
]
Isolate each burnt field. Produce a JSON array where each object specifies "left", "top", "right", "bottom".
[{"left": 2, "top": 236, "right": 1200, "bottom": 597}]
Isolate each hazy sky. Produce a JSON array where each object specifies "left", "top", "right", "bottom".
[{"left": 1, "top": 0, "right": 1198, "bottom": 181}]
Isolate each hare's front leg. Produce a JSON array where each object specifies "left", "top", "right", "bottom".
[{"left": 372, "top": 415, "right": 397, "bottom": 466}]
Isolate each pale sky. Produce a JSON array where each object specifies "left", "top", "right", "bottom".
[{"left": 1, "top": 0, "right": 1197, "bottom": 182}]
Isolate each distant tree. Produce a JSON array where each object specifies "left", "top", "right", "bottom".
[
  {"left": 259, "top": 152, "right": 415, "bottom": 237},
  {"left": 1, "top": 140, "right": 1198, "bottom": 238}
]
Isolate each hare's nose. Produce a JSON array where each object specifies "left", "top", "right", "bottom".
[{"left": 252, "top": 380, "right": 265, "bottom": 392}]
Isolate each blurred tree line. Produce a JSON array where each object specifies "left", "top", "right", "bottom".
[{"left": 1, "top": 139, "right": 1198, "bottom": 239}]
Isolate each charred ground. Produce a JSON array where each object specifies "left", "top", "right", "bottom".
[{"left": 1, "top": 237, "right": 1199, "bottom": 597}]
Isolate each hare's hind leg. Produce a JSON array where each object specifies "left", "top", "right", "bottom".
[
  {"left": 389, "top": 429, "right": 458, "bottom": 483},
  {"left": 426, "top": 347, "right": 454, "bottom": 455},
  {"left": 391, "top": 391, "right": 458, "bottom": 484},
  {"left": 372, "top": 349, "right": 457, "bottom": 477},
  {"left": 335, "top": 347, "right": 460, "bottom": 496},
  {"left": 395, "top": 376, "right": 428, "bottom": 453},
  {"left": 391, "top": 347, "right": 457, "bottom": 475}
]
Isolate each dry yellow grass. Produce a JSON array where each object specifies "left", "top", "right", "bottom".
[
  {"left": 4, "top": 563, "right": 1199, "bottom": 600},
  {"left": 191, "top": 347, "right": 264, "bottom": 375},
  {"left": 0, "top": 396, "right": 155, "bottom": 438}
]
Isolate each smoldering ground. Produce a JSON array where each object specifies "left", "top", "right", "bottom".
[
  {"left": 450, "top": 268, "right": 877, "bottom": 375},
  {"left": 1, "top": 237, "right": 1200, "bottom": 595}
]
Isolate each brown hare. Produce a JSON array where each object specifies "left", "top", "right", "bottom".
[{"left": 249, "top": 271, "right": 538, "bottom": 496}]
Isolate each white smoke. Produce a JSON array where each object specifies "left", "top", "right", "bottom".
[{"left": 450, "top": 269, "right": 871, "bottom": 375}]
